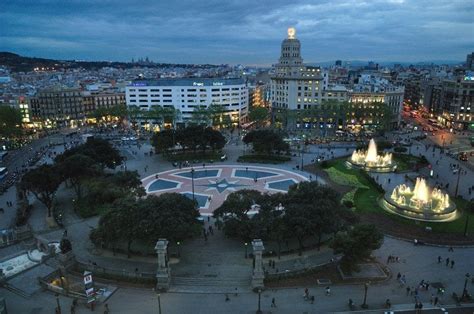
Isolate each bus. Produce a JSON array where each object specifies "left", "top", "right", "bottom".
[
  {"left": 0, "top": 167, "right": 8, "bottom": 181},
  {"left": 428, "top": 119, "right": 437, "bottom": 125}
]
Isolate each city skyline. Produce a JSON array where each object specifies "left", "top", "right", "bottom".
[{"left": 1, "top": 0, "right": 474, "bottom": 65}]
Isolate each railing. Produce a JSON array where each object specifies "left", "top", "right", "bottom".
[
  {"left": 73, "top": 260, "right": 155, "bottom": 284},
  {"left": 0, "top": 225, "right": 33, "bottom": 248}
]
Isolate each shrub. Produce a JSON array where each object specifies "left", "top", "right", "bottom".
[
  {"left": 237, "top": 154, "right": 291, "bottom": 164},
  {"left": 394, "top": 146, "right": 407, "bottom": 153}
]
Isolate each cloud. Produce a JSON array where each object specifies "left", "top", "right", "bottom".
[{"left": 0, "top": 0, "right": 472, "bottom": 64}]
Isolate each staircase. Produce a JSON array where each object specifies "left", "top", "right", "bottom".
[{"left": 170, "top": 276, "right": 251, "bottom": 293}]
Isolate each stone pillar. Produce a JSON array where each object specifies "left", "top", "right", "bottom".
[
  {"left": 251, "top": 239, "right": 265, "bottom": 289},
  {"left": 155, "top": 238, "right": 170, "bottom": 291}
]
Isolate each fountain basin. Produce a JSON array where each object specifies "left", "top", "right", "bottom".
[{"left": 346, "top": 139, "right": 397, "bottom": 173}]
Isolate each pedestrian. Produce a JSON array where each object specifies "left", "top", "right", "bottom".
[
  {"left": 310, "top": 295, "right": 315, "bottom": 304},
  {"left": 438, "top": 256, "right": 442, "bottom": 264},
  {"left": 304, "top": 288, "right": 309, "bottom": 300},
  {"left": 448, "top": 246, "right": 454, "bottom": 252},
  {"left": 325, "top": 286, "right": 331, "bottom": 296},
  {"left": 397, "top": 272, "right": 401, "bottom": 280},
  {"left": 387, "top": 255, "right": 392, "bottom": 264},
  {"left": 271, "top": 297, "right": 276, "bottom": 307},
  {"left": 446, "top": 257, "right": 450, "bottom": 266},
  {"left": 430, "top": 293, "right": 435, "bottom": 304},
  {"left": 406, "top": 286, "right": 411, "bottom": 296},
  {"left": 225, "top": 294, "right": 230, "bottom": 302},
  {"left": 451, "top": 260, "right": 455, "bottom": 268},
  {"left": 434, "top": 296, "right": 439, "bottom": 306},
  {"left": 104, "top": 303, "right": 110, "bottom": 314}
]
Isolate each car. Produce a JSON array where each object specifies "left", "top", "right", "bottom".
[{"left": 458, "top": 152, "right": 468, "bottom": 162}]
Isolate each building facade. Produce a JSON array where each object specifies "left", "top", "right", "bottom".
[{"left": 125, "top": 78, "right": 248, "bottom": 127}]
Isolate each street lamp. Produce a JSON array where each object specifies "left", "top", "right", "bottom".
[
  {"left": 55, "top": 293, "right": 61, "bottom": 314},
  {"left": 157, "top": 292, "right": 162, "bottom": 314},
  {"left": 244, "top": 242, "right": 248, "bottom": 258},
  {"left": 361, "top": 282, "right": 369, "bottom": 309},
  {"left": 454, "top": 167, "right": 462, "bottom": 197},
  {"left": 177, "top": 241, "right": 181, "bottom": 258},
  {"left": 462, "top": 273, "right": 470, "bottom": 300},
  {"left": 191, "top": 168, "right": 195, "bottom": 202},
  {"left": 256, "top": 289, "right": 262, "bottom": 314}
]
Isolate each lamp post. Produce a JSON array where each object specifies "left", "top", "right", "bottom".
[
  {"left": 157, "top": 293, "right": 162, "bottom": 314},
  {"left": 454, "top": 167, "right": 462, "bottom": 197},
  {"left": 462, "top": 273, "right": 470, "bottom": 300},
  {"left": 256, "top": 289, "right": 262, "bottom": 314},
  {"left": 177, "top": 241, "right": 181, "bottom": 258},
  {"left": 55, "top": 293, "right": 61, "bottom": 314},
  {"left": 361, "top": 282, "right": 369, "bottom": 309},
  {"left": 300, "top": 146, "right": 304, "bottom": 170},
  {"left": 191, "top": 167, "right": 195, "bottom": 202},
  {"left": 464, "top": 214, "right": 470, "bottom": 237},
  {"left": 244, "top": 242, "right": 248, "bottom": 258}
]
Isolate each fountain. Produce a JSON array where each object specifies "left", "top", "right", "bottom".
[
  {"left": 347, "top": 139, "right": 397, "bottom": 172},
  {"left": 381, "top": 177, "right": 457, "bottom": 222}
]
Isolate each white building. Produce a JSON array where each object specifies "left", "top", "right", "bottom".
[{"left": 125, "top": 78, "right": 248, "bottom": 127}]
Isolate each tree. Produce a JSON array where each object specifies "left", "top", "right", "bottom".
[
  {"left": 56, "top": 138, "right": 122, "bottom": 169},
  {"left": 204, "top": 127, "right": 225, "bottom": 152},
  {"left": 243, "top": 129, "right": 289, "bottom": 155},
  {"left": 20, "top": 165, "right": 62, "bottom": 217},
  {"left": 0, "top": 106, "right": 22, "bottom": 138},
  {"left": 330, "top": 224, "right": 384, "bottom": 272},
  {"left": 152, "top": 129, "right": 175, "bottom": 154},
  {"left": 189, "top": 105, "right": 211, "bottom": 126},
  {"left": 57, "top": 154, "right": 101, "bottom": 201},
  {"left": 90, "top": 193, "right": 200, "bottom": 256},
  {"left": 248, "top": 107, "right": 269, "bottom": 128},
  {"left": 110, "top": 170, "right": 145, "bottom": 197}
]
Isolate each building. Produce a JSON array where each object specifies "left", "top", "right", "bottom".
[
  {"left": 30, "top": 88, "right": 125, "bottom": 127},
  {"left": 270, "top": 28, "right": 324, "bottom": 111},
  {"left": 270, "top": 28, "right": 401, "bottom": 131},
  {"left": 125, "top": 78, "right": 248, "bottom": 127},
  {"left": 466, "top": 52, "right": 474, "bottom": 70},
  {"left": 439, "top": 76, "right": 474, "bottom": 130},
  {"left": 30, "top": 89, "right": 85, "bottom": 127}
]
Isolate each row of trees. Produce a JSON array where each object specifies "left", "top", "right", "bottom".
[
  {"left": 0, "top": 106, "right": 23, "bottom": 138},
  {"left": 20, "top": 138, "right": 132, "bottom": 218},
  {"left": 90, "top": 193, "right": 201, "bottom": 256},
  {"left": 273, "top": 100, "right": 394, "bottom": 131},
  {"left": 213, "top": 182, "right": 383, "bottom": 271},
  {"left": 152, "top": 125, "right": 225, "bottom": 154}
]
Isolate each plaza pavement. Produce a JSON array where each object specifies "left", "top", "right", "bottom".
[{"left": 1, "top": 130, "right": 474, "bottom": 313}]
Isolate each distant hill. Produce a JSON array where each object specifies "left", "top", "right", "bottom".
[
  {"left": 0, "top": 52, "right": 219, "bottom": 73},
  {"left": 307, "top": 59, "right": 463, "bottom": 67}
]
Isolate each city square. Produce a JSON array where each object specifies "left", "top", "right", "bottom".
[{"left": 1, "top": 2, "right": 474, "bottom": 314}]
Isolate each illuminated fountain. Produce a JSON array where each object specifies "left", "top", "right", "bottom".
[
  {"left": 381, "top": 177, "right": 457, "bottom": 222},
  {"left": 347, "top": 139, "right": 397, "bottom": 172}
]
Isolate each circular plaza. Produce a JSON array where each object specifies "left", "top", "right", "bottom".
[{"left": 141, "top": 165, "right": 308, "bottom": 215}]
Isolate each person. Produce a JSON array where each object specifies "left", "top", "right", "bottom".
[
  {"left": 438, "top": 256, "right": 442, "bottom": 264},
  {"left": 310, "top": 296, "right": 315, "bottom": 304},
  {"left": 348, "top": 299, "right": 354, "bottom": 309},
  {"left": 451, "top": 260, "right": 455, "bottom": 268},
  {"left": 104, "top": 303, "right": 110, "bottom": 314},
  {"left": 225, "top": 294, "right": 230, "bottom": 301},
  {"left": 434, "top": 296, "right": 439, "bottom": 306},
  {"left": 325, "top": 287, "right": 331, "bottom": 296},
  {"left": 385, "top": 299, "right": 391, "bottom": 308},
  {"left": 406, "top": 286, "right": 411, "bottom": 296},
  {"left": 445, "top": 257, "right": 450, "bottom": 267},
  {"left": 271, "top": 297, "right": 276, "bottom": 307},
  {"left": 304, "top": 288, "right": 309, "bottom": 300},
  {"left": 397, "top": 272, "right": 401, "bottom": 280}
]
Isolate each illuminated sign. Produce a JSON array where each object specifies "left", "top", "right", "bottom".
[
  {"left": 213, "top": 82, "right": 224, "bottom": 86},
  {"left": 132, "top": 83, "right": 147, "bottom": 86},
  {"left": 193, "top": 82, "right": 204, "bottom": 86},
  {"left": 464, "top": 76, "right": 474, "bottom": 81}
]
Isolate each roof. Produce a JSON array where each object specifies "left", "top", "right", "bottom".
[{"left": 128, "top": 78, "right": 244, "bottom": 87}]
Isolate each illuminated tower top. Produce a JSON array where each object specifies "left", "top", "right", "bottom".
[{"left": 287, "top": 27, "right": 296, "bottom": 39}]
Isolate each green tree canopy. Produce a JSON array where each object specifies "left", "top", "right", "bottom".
[
  {"left": 20, "top": 164, "right": 62, "bottom": 217},
  {"left": 243, "top": 129, "right": 289, "bottom": 155},
  {"left": 330, "top": 224, "right": 384, "bottom": 272},
  {"left": 248, "top": 107, "right": 269, "bottom": 128},
  {"left": 56, "top": 138, "right": 122, "bottom": 169},
  {"left": 0, "top": 106, "right": 22, "bottom": 138}
]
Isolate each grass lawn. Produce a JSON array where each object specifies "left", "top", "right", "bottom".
[
  {"left": 393, "top": 153, "right": 426, "bottom": 172},
  {"left": 324, "top": 159, "right": 474, "bottom": 236}
]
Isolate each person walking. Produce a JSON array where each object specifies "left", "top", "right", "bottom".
[
  {"left": 104, "top": 303, "right": 110, "bottom": 314},
  {"left": 310, "top": 296, "right": 315, "bottom": 304},
  {"left": 445, "top": 257, "right": 450, "bottom": 267},
  {"left": 325, "top": 287, "right": 331, "bottom": 296},
  {"left": 438, "top": 256, "right": 442, "bottom": 264},
  {"left": 406, "top": 286, "right": 411, "bottom": 296},
  {"left": 451, "top": 260, "right": 455, "bottom": 268},
  {"left": 271, "top": 297, "right": 276, "bottom": 307},
  {"left": 304, "top": 288, "right": 309, "bottom": 300}
]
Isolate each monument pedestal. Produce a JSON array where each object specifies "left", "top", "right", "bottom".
[
  {"left": 251, "top": 239, "right": 265, "bottom": 290},
  {"left": 155, "top": 239, "right": 171, "bottom": 291}
]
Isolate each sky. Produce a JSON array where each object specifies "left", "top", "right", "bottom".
[{"left": 1, "top": 0, "right": 473, "bottom": 65}]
